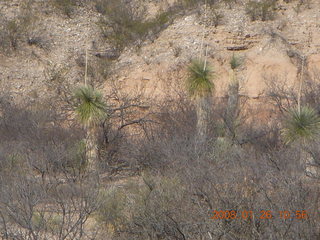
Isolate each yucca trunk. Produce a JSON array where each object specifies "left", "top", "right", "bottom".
[
  {"left": 86, "top": 126, "right": 99, "bottom": 171},
  {"left": 226, "top": 77, "right": 239, "bottom": 138},
  {"left": 301, "top": 147, "right": 318, "bottom": 177},
  {"left": 304, "top": 155, "right": 317, "bottom": 177},
  {"left": 196, "top": 95, "right": 211, "bottom": 146}
]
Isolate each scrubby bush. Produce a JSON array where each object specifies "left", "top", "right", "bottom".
[
  {"left": 222, "top": 0, "right": 237, "bottom": 8},
  {"left": 245, "top": 0, "right": 277, "bottom": 21},
  {"left": 0, "top": 13, "right": 35, "bottom": 52},
  {"left": 209, "top": 6, "right": 224, "bottom": 27},
  {"left": 96, "top": 174, "right": 188, "bottom": 239},
  {"left": 97, "top": 0, "right": 175, "bottom": 52},
  {"left": 51, "top": 0, "right": 77, "bottom": 17}
]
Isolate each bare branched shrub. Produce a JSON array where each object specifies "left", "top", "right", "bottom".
[
  {"left": 51, "top": 0, "right": 77, "bottom": 17},
  {"left": 0, "top": 96, "right": 101, "bottom": 239},
  {"left": 27, "top": 35, "right": 51, "bottom": 50},
  {"left": 222, "top": 0, "right": 237, "bottom": 9},
  {"left": 0, "top": 12, "right": 36, "bottom": 53},
  {"left": 245, "top": 0, "right": 277, "bottom": 21},
  {"left": 96, "top": 174, "right": 189, "bottom": 240},
  {"left": 208, "top": 6, "right": 224, "bottom": 27},
  {"left": 96, "top": 0, "right": 175, "bottom": 52}
]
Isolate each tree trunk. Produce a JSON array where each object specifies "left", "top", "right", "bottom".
[
  {"left": 86, "top": 126, "right": 99, "bottom": 171},
  {"left": 195, "top": 95, "right": 211, "bottom": 148}
]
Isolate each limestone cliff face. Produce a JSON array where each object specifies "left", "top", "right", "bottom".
[{"left": 0, "top": 0, "right": 319, "bottom": 107}]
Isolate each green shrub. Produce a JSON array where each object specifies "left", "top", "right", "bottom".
[
  {"left": 96, "top": 187, "right": 128, "bottom": 231},
  {"left": 177, "top": 0, "right": 217, "bottom": 9},
  {"left": 67, "top": 140, "right": 87, "bottom": 172},
  {"left": 245, "top": 0, "right": 277, "bottom": 21},
  {"left": 32, "top": 212, "right": 46, "bottom": 230}
]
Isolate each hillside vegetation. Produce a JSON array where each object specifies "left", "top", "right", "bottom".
[{"left": 0, "top": 0, "right": 320, "bottom": 239}]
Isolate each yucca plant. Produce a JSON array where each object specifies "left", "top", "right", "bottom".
[
  {"left": 74, "top": 85, "right": 107, "bottom": 171},
  {"left": 187, "top": 60, "right": 213, "bottom": 98},
  {"left": 187, "top": 60, "right": 214, "bottom": 144},
  {"left": 229, "top": 54, "right": 241, "bottom": 71},
  {"left": 282, "top": 106, "right": 320, "bottom": 177},
  {"left": 282, "top": 106, "right": 320, "bottom": 144}
]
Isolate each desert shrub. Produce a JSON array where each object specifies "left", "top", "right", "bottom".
[
  {"left": 222, "top": 0, "right": 237, "bottom": 8},
  {"left": 176, "top": 0, "right": 219, "bottom": 10},
  {"left": 0, "top": 14, "right": 35, "bottom": 52},
  {"left": 97, "top": 0, "right": 175, "bottom": 52},
  {"left": 0, "top": 97, "right": 100, "bottom": 239},
  {"left": 293, "top": 0, "right": 312, "bottom": 13},
  {"left": 0, "top": 19, "right": 21, "bottom": 50},
  {"left": 51, "top": 0, "right": 77, "bottom": 17},
  {"left": 96, "top": 187, "right": 128, "bottom": 230},
  {"left": 27, "top": 35, "right": 51, "bottom": 50},
  {"left": 86, "top": 57, "right": 113, "bottom": 83},
  {"left": 66, "top": 140, "right": 87, "bottom": 173},
  {"left": 0, "top": 1, "right": 38, "bottom": 53},
  {"left": 179, "top": 0, "right": 199, "bottom": 8},
  {"left": 96, "top": 174, "right": 188, "bottom": 239},
  {"left": 208, "top": 5, "right": 224, "bottom": 27},
  {"left": 172, "top": 46, "right": 182, "bottom": 57},
  {"left": 245, "top": 0, "right": 277, "bottom": 21}
]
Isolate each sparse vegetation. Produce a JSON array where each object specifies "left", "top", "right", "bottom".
[
  {"left": 97, "top": 0, "right": 175, "bottom": 52},
  {"left": 0, "top": 13, "right": 35, "bottom": 52},
  {"left": 208, "top": 5, "right": 224, "bottom": 27},
  {"left": 173, "top": 46, "right": 182, "bottom": 57},
  {"left": 245, "top": 0, "right": 277, "bottom": 21},
  {"left": 51, "top": 0, "right": 77, "bottom": 17},
  {"left": 222, "top": 0, "right": 237, "bottom": 8},
  {"left": 1, "top": 0, "right": 320, "bottom": 239},
  {"left": 1, "top": 71, "right": 320, "bottom": 239}
]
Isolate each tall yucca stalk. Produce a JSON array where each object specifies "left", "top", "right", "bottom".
[
  {"left": 74, "top": 85, "right": 106, "bottom": 171},
  {"left": 187, "top": 60, "right": 214, "bottom": 145},
  {"left": 226, "top": 54, "right": 241, "bottom": 138}
]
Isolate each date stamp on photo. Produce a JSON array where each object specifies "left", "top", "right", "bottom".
[{"left": 210, "top": 210, "right": 309, "bottom": 220}]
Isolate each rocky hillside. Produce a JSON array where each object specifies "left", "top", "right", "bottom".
[{"left": 0, "top": 0, "right": 319, "bottom": 107}]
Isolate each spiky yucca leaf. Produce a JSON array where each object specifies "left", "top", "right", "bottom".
[
  {"left": 74, "top": 85, "right": 106, "bottom": 127},
  {"left": 282, "top": 106, "right": 320, "bottom": 144},
  {"left": 187, "top": 60, "right": 213, "bottom": 98}
]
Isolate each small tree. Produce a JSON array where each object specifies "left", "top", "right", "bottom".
[
  {"left": 74, "top": 85, "right": 106, "bottom": 171},
  {"left": 187, "top": 60, "right": 214, "bottom": 146}
]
